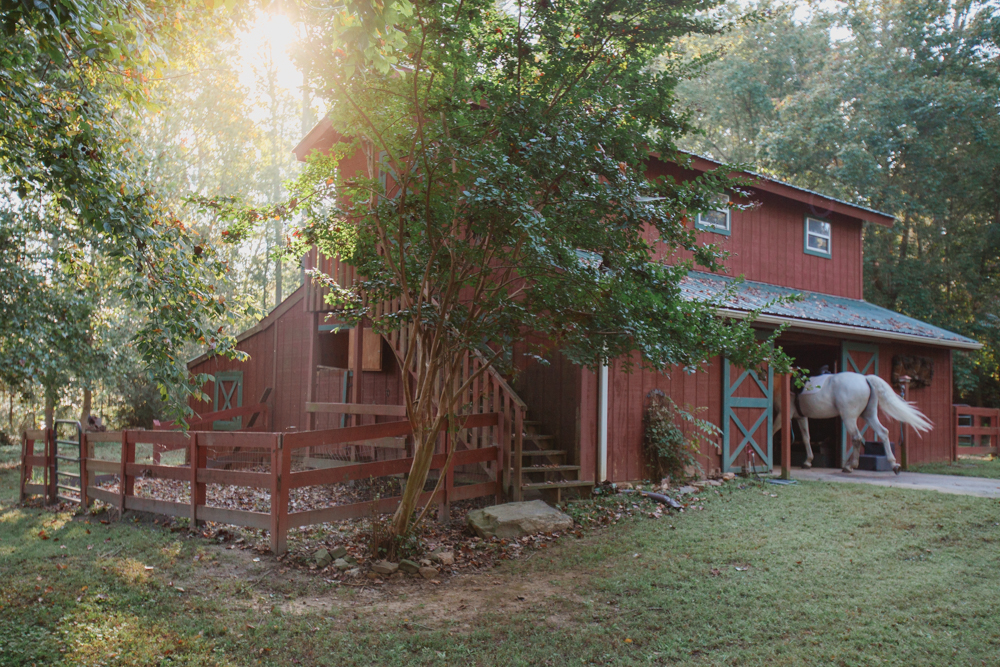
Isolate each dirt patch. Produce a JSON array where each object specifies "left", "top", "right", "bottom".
[{"left": 281, "top": 568, "right": 591, "bottom": 629}]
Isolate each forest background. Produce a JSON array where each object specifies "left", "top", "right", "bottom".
[{"left": 2, "top": 0, "right": 997, "bottom": 442}]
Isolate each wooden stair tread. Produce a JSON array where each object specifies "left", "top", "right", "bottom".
[
  {"left": 520, "top": 449, "right": 566, "bottom": 457},
  {"left": 523, "top": 433, "right": 554, "bottom": 440},
  {"left": 521, "top": 465, "right": 580, "bottom": 473},
  {"left": 521, "top": 480, "right": 595, "bottom": 490}
]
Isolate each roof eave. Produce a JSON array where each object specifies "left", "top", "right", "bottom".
[
  {"left": 717, "top": 308, "right": 983, "bottom": 351},
  {"left": 654, "top": 152, "right": 896, "bottom": 228}
]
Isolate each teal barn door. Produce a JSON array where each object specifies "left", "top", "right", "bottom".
[
  {"left": 840, "top": 341, "right": 879, "bottom": 465},
  {"left": 722, "top": 359, "right": 774, "bottom": 473}
]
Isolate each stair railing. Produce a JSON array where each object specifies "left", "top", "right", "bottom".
[{"left": 307, "top": 249, "right": 526, "bottom": 499}]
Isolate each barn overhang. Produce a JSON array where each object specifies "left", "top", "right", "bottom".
[{"left": 682, "top": 271, "right": 982, "bottom": 351}]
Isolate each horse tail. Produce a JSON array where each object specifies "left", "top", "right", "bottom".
[{"left": 866, "top": 375, "right": 933, "bottom": 433}]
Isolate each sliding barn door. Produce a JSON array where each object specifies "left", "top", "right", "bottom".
[
  {"left": 722, "top": 359, "right": 774, "bottom": 473},
  {"left": 841, "top": 342, "right": 879, "bottom": 464}
]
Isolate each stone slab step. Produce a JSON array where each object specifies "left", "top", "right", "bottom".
[
  {"left": 520, "top": 449, "right": 565, "bottom": 458},
  {"left": 521, "top": 480, "right": 594, "bottom": 491}
]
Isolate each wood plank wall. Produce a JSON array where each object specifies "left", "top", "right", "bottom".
[
  {"left": 313, "top": 337, "right": 406, "bottom": 429},
  {"left": 512, "top": 349, "right": 582, "bottom": 467},
  {"left": 644, "top": 160, "right": 864, "bottom": 300},
  {"left": 867, "top": 342, "right": 953, "bottom": 464}
]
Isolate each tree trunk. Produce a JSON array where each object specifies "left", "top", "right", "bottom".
[
  {"left": 44, "top": 391, "right": 55, "bottom": 429},
  {"left": 390, "top": 425, "right": 440, "bottom": 536},
  {"left": 80, "top": 387, "right": 92, "bottom": 426}
]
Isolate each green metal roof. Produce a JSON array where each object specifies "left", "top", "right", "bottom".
[{"left": 681, "top": 271, "right": 981, "bottom": 350}]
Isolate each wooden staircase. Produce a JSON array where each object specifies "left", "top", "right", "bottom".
[
  {"left": 305, "top": 248, "right": 594, "bottom": 505},
  {"left": 517, "top": 420, "right": 593, "bottom": 504}
]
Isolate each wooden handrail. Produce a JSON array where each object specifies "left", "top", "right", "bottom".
[{"left": 306, "top": 402, "right": 407, "bottom": 416}]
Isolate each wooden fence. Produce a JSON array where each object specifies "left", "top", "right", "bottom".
[
  {"left": 953, "top": 405, "right": 1000, "bottom": 457},
  {"left": 20, "top": 412, "right": 505, "bottom": 554}
]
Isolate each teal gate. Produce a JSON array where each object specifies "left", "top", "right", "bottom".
[
  {"left": 723, "top": 359, "right": 774, "bottom": 473},
  {"left": 841, "top": 341, "right": 879, "bottom": 465}
]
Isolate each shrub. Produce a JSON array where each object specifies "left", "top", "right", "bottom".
[{"left": 643, "top": 390, "right": 720, "bottom": 482}]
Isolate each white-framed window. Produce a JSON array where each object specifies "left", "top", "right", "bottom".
[
  {"left": 804, "top": 216, "right": 832, "bottom": 258},
  {"left": 695, "top": 194, "right": 731, "bottom": 235}
]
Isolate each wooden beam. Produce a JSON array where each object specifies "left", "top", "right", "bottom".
[
  {"left": 780, "top": 373, "right": 792, "bottom": 480},
  {"left": 305, "top": 402, "right": 407, "bottom": 417}
]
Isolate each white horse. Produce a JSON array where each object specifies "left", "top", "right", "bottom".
[{"left": 772, "top": 371, "right": 932, "bottom": 474}]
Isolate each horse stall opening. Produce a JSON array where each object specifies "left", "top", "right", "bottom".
[{"left": 776, "top": 337, "right": 842, "bottom": 469}]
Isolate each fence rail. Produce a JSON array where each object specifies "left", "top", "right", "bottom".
[
  {"left": 953, "top": 405, "right": 999, "bottom": 457},
  {"left": 20, "top": 413, "right": 506, "bottom": 554}
]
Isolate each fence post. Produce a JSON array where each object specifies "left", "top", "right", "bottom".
[
  {"left": 190, "top": 433, "right": 204, "bottom": 529},
  {"left": 270, "top": 434, "right": 289, "bottom": 555},
  {"left": 118, "top": 431, "right": 131, "bottom": 515},
  {"left": 46, "top": 428, "right": 56, "bottom": 504},
  {"left": 513, "top": 408, "right": 523, "bottom": 502},
  {"left": 496, "top": 412, "right": 506, "bottom": 504},
  {"left": 19, "top": 432, "right": 28, "bottom": 504},
  {"left": 80, "top": 432, "right": 89, "bottom": 509}
]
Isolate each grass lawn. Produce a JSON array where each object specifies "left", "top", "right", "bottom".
[
  {"left": 911, "top": 456, "right": 1000, "bottom": 480},
  {"left": 3, "top": 443, "right": 1000, "bottom": 666}
]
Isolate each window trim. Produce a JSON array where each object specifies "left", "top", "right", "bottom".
[
  {"left": 695, "top": 194, "right": 731, "bottom": 236},
  {"left": 804, "top": 215, "right": 833, "bottom": 259}
]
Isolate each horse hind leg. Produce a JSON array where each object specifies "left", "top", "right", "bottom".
[
  {"left": 843, "top": 419, "right": 866, "bottom": 473},
  {"left": 797, "top": 417, "right": 814, "bottom": 468},
  {"left": 863, "top": 400, "right": 900, "bottom": 475}
]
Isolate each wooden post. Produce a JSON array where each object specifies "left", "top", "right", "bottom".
[
  {"left": 306, "top": 311, "right": 319, "bottom": 432},
  {"left": 513, "top": 404, "right": 524, "bottom": 502},
  {"left": 18, "top": 431, "right": 27, "bottom": 504},
  {"left": 46, "top": 428, "right": 56, "bottom": 504},
  {"left": 118, "top": 431, "right": 132, "bottom": 515},
  {"left": 351, "top": 320, "right": 364, "bottom": 427},
  {"left": 270, "top": 434, "right": 289, "bottom": 554},
  {"left": 898, "top": 376, "right": 911, "bottom": 470},
  {"left": 496, "top": 412, "right": 506, "bottom": 503},
  {"left": 189, "top": 434, "right": 201, "bottom": 528},
  {"left": 780, "top": 373, "right": 792, "bottom": 480},
  {"left": 80, "top": 432, "right": 89, "bottom": 509}
]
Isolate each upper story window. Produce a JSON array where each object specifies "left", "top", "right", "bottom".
[
  {"left": 804, "top": 216, "right": 832, "bottom": 258},
  {"left": 695, "top": 194, "right": 731, "bottom": 236}
]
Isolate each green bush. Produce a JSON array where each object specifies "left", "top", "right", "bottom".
[{"left": 643, "top": 390, "right": 719, "bottom": 482}]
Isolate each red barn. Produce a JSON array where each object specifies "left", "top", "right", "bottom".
[{"left": 188, "top": 120, "right": 980, "bottom": 496}]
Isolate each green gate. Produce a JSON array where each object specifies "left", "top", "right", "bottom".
[
  {"left": 722, "top": 358, "right": 774, "bottom": 473},
  {"left": 213, "top": 371, "right": 244, "bottom": 431},
  {"left": 841, "top": 341, "right": 879, "bottom": 464}
]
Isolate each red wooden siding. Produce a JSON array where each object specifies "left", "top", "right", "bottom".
[
  {"left": 867, "top": 342, "right": 952, "bottom": 465},
  {"left": 513, "top": 349, "right": 583, "bottom": 466},
  {"left": 593, "top": 354, "right": 722, "bottom": 483},
  {"left": 645, "top": 160, "right": 864, "bottom": 300}
]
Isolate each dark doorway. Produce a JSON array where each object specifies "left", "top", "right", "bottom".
[{"left": 774, "top": 341, "right": 842, "bottom": 469}]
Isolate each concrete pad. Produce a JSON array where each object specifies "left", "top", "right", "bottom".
[{"left": 788, "top": 467, "right": 1000, "bottom": 499}]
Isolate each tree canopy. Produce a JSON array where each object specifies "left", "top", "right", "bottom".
[
  {"left": 212, "top": 0, "right": 791, "bottom": 538},
  {"left": 678, "top": 0, "right": 1000, "bottom": 404}
]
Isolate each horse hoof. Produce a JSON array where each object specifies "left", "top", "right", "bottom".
[
  {"left": 842, "top": 467, "right": 853, "bottom": 474},
  {"left": 893, "top": 465, "right": 901, "bottom": 475},
  {"left": 802, "top": 462, "right": 812, "bottom": 469}
]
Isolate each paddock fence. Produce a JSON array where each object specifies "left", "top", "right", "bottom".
[
  {"left": 953, "top": 405, "right": 1000, "bottom": 457},
  {"left": 19, "top": 411, "right": 506, "bottom": 554}
]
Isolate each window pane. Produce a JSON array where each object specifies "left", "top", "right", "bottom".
[
  {"left": 958, "top": 434, "right": 974, "bottom": 447},
  {"left": 958, "top": 414, "right": 974, "bottom": 427},
  {"left": 981, "top": 416, "right": 992, "bottom": 427},
  {"left": 808, "top": 219, "right": 831, "bottom": 236},
  {"left": 807, "top": 235, "right": 830, "bottom": 253},
  {"left": 981, "top": 435, "right": 992, "bottom": 448},
  {"left": 701, "top": 209, "right": 728, "bottom": 230}
]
